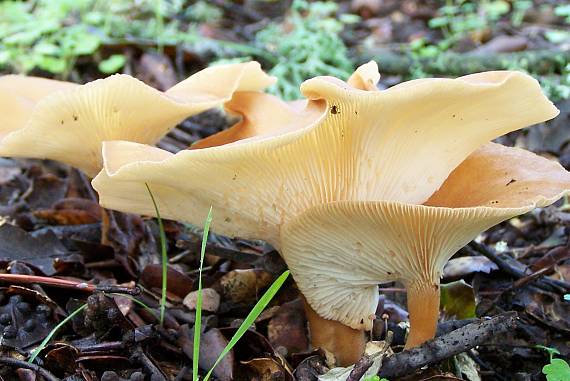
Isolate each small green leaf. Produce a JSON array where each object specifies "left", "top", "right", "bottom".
[
  {"left": 543, "top": 359, "right": 570, "bottom": 381},
  {"left": 72, "top": 33, "right": 100, "bottom": 55},
  {"left": 98, "top": 54, "right": 126, "bottom": 74},
  {"left": 37, "top": 56, "right": 67, "bottom": 74}
]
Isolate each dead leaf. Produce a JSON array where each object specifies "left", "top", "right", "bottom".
[
  {"left": 443, "top": 256, "right": 498, "bottom": 279},
  {"left": 440, "top": 280, "right": 477, "bottom": 319},
  {"left": 183, "top": 288, "right": 220, "bottom": 312},
  {"left": 243, "top": 357, "right": 294, "bottom": 381},
  {"left": 0, "top": 223, "right": 72, "bottom": 275},
  {"left": 267, "top": 298, "right": 309, "bottom": 356},
  {"left": 141, "top": 264, "right": 194, "bottom": 299},
  {"left": 34, "top": 197, "right": 102, "bottom": 225},
  {"left": 218, "top": 269, "right": 273, "bottom": 304}
]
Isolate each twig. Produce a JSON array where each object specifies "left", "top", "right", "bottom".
[
  {"left": 0, "top": 357, "right": 60, "bottom": 381},
  {"left": 377, "top": 312, "right": 518, "bottom": 379},
  {"left": 0, "top": 273, "right": 140, "bottom": 295},
  {"left": 468, "top": 242, "right": 570, "bottom": 294}
]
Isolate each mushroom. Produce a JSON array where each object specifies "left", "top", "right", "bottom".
[
  {"left": 0, "top": 62, "right": 274, "bottom": 176},
  {"left": 92, "top": 63, "right": 568, "bottom": 365}
]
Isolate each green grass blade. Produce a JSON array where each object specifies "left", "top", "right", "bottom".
[
  {"left": 145, "top": 183, "right": 168, "bottom": 326},
  {"left": 204, "top": 270, "right": 290, "bottom": 381},
  {"left": 28, "top": 303, "right": 87, "bottom": 363},
  {"left": 193, "top": 206, "right": 213, "bottom": 381}
]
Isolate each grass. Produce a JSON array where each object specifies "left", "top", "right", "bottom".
[
  {"left": 28, "top": 303, "right": 87, "bottom": 363},
  {"left": 193, "top": 206, "right": 213, "bottom": 381},
  {"left": 145, "top": 183, "right": 168, "bottom": 326}
]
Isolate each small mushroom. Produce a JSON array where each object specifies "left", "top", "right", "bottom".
[
  {"left": 0, "top": 62, "right": 274, "bottom": 176},
  {"left": 92, "top": 63, "right": 567, "bottom": 365}
]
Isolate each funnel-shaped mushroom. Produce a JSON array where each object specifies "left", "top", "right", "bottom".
[
  {"left": 92, "top": 62, "right": 567, "bottom": 365},
  {"left": 0, "top": 62, "right": 274, "bottom": 176}
]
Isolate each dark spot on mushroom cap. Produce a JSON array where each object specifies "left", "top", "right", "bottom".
[
  {"left": 60, "top": 120, "right": 64, "bottom": 125},
  {"left": 360, "top": 318, "right": 364, "bottom": 324},
  {"left": 73, "top": 115, "right": 78, "bottom": 121},
  {"left": 506, "top": 178, "right": 517, "bottom": 186},
  {"left": 331, "top": 105, "right": 339, "bottom": 114}
]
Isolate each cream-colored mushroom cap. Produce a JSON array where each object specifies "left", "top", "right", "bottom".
[
  {"left": 282, "top": 144, "right": 570, "bottom": 336},
  {"left": 93, "top": 66, "right": 558, "bottom": 237},
  {"left": 0, "top": 62, "right": 274, "bottom": 176},
  {"left": 92, "top": 63, "right": 564, "bottom": 353}
]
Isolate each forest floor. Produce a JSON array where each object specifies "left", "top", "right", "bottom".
[{"left": 0, "top": 1, "right": 569, "bottom": 380}]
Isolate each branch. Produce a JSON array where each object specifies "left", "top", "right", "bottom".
[{"left": 377, "top": 312, "right": 518, "bottom": 379}]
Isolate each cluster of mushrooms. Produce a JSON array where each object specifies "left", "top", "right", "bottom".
[{"left": 2, "top": 61, "right": 570, "bottom": 366}]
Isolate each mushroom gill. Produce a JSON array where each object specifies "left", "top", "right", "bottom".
[
  {"left": 0, "top": 62, "right": 274, "bottom": 176},
  {"left": 92, "top": 62, "right": 565, "bottom": 365}
]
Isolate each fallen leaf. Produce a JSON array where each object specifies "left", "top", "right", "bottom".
[
  {"left": 183, "top": 288, "right": 220, "bottom": 312},
  {"left": 0, "top": 223, "right": 72, "bottom": 275},
  {"left": 443, "top": 256, "right": 498, "bottom": 279},
  {"left": 440, "top": 280, "right": 477, "bottom": 319}
]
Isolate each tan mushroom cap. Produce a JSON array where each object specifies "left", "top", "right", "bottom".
[
  {"left": 281, "top": 202, "right": 528, "bottom": 329},
  {"left": 191, "top": 61, "right": 382, "bottom": 150},
  {"left": 281, "top": 141, "right": 570, "bottom": 338},
  {"left": 191, "top": 91, "right": 326, "bottom": 149},
  {"left": 93, "top": 67, "right": 558, "bottom": 243},
  {"left": 0, "top": 62, "right": 274, "bottom": 176},
  {"left": 0, "top": 76, "right": 78, "bottom": 136}
]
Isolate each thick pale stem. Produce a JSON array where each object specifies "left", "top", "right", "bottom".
[
  {"left": 303, "top": 298, "right": 366, "bottom": 366},
  {"left": 405, "top": 280, "right": 440, "bottom": 349}
]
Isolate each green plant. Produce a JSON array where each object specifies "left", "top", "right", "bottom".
[
  {"left": 146, "top": 183, "right": 168, "bottom": 326},
  {"left": 253, "top": 0, "right": 356, "bottom": 100},
  {"left": 363, "top": 376, "right": 389, "bottom": 381},
  {"left": 193, "top": 206, "right": 213, "bottom": 381},
  {"left": 537, "top": 345, "right": 570, "bottom": 381},
  {"left": 28, "top": 303, "right": 87, "bottom": 363},
  {"left": 555, "top": 4, "right": 570, "bottom": 24},
  {"left": 0, "top": 0, "right": 189, "bottom": 77}
]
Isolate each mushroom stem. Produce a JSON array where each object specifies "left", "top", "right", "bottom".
[
  {"left": 303, "top": 298, "right": 366, "bottom": 366},
  {"left": 404, "top": 280, "right": 440, "bottom": 349}
]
